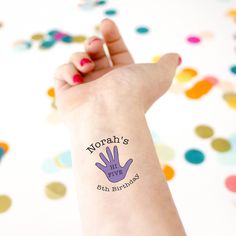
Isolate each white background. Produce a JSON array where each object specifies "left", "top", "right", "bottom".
[{"left": 0, "top": 0, "right": 236, "bottom": 235}]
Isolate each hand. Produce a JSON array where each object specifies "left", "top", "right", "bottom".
[
  {"left": 95, "top": 146, "right": 133, "bottom": 183},
  {"left": 54, "top": 19, "right": 180, "bottom": 122}
]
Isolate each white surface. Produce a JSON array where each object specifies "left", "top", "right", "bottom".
[{"left": 0, "top": 0, "right": 236, "bottom": 235}]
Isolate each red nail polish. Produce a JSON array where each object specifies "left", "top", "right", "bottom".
[
  {"left": 73, "top": 74, "right": 84, "bottom": 84},
  {"left": 80, "top": 58, "right": 92, "bottom": 66},
  {"left": 178, "top": 56, "right": 182, "bottom": 66}
]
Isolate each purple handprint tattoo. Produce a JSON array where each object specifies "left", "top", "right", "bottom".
[{"left": 95, "top": 145, "right": 133, "bottom": 183}]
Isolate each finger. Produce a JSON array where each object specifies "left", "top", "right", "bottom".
[
  {"left": 100, "top": 18, "right": 134, "bottom": 66},
  {"left": 95, "top": 162, "right": 106, "bottom": 171},
  {"left": 84, "top": 36, "right": 111, "bottom": 71},
  {"left": 70, "top": 52, "right": 95, "bottom": 74},
  {"left": 113, "top": 145, "right": 119, "bottom": 163},
  {"left": 106, "top": 146, "right": 114, "bottom": 162},
  {"left": 123, "top": 159, "right": 133, "bottom": 172},
  {"left": 54, "top": 63, "right": 84, "bottom": 93},
  {"left": 99, "top": 152, "right": 109, "bottom": 165}
]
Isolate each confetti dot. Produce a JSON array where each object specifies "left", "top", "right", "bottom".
[
  {"left": 0, "top": 142, "right": 9, "bottom": 153},
  {"left": 42, "top": 158, "right": 58, "bottom": 174},
  {"left": 230, "top": 65, "right": 236, "bottom": 75},
  {"left": 186, "top": 35, "right": 201, "bottom": 44},
  {"left": 229, "top": 133, "right": 236, "bottom": 149},
  {"left": 175, "top": 68, "right": 198, "bottom": 83},
  {"left": 72, "top": 35, "right": 87, "bottom": 43},
  {"left": 155, "top": 144, "right": 175, "bottom": 163},
  {"left": 104, "top": 9, "right": 117, "bottom": 16},
  {"left": 0, "top": 195, "right": 12, "bottom": 213},
  {"left": 45, "top": 182, "right": 66, "bottom": 199},
  {"left": 40, "top": 39, "right": 56, "bottom": 49},
  {"left": 216, "top": 151, "right": 236, "bottom": 165},
  {"left": 61, "top": 35, "right": 73, "bottom": 43},
  {"left": 227, "top": 9, "right": 236, "bottom": 17},
  {"left": 136, "top": 26, "right": 149, "bottom": 34},
  {"left": 14, "top": 40, "right": 32, "bottom": 51},
  {"left": 48, "top": 30, "right": 60, "bottom": 37},
  {"left": 225, "top": 175, "right": 236, "bottom": 193},
  {"left": 163, "top": 165, "right": 175, "bottom": 181},
  {"left": 55, "top": 151, "right": 72, "bottom": 168},
  {"left": 185, "top": 78, "right": 215, "bottom": 99},
  {"left": 47, "top": 87, "right": 55, "bottom": 98},
  {"left": 185, "top": 149, "right": 205, "bottom": 164},
  {"left": 31, "top": 33, "right": 44, "bottom": 41},
  {"left": 195, "top": 125, "right": 214, "bottom": 139},
  {"left": 96, "top": 0, "right": 106, "bottom": 5},
  {"left": 0, "top": 148, "right": 4, "bottom": 160},
  {"left": 151, "top": 55, "right": 161, "bottom": 63},
  {"left": 223, "top": 92, "right": 236, "bottom": 109},
  {"left": 211, "top": 138, "right": 231, "bottom": 152}
]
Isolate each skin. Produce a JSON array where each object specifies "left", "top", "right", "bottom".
[{"left": 54, "top": 18, "right": 186, "bottom": 236}]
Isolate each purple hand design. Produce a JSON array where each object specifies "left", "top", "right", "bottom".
[{"left": 95, "top": 145, "right": 133, "bottom": 183}]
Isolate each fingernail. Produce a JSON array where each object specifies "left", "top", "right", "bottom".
[
  {"left": 178, "top": 56, "right": 182, "bottom": 66},
  {"left": 80, "top": 58, "right": 92, "bottom": 66},
  {"left": 73, "top": 74, "right": 84, "bottom": 84},
  {"left": 88, "top": 38, "right": 100, "bottom": 45}
]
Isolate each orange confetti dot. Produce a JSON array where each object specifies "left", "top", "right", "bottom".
[
  {"left": 47, "top": 87, "right": 55, "bottom": 98},
  {"left": 0, "top": 142, "right": 9, "bottom": 153},
  {"left": 163, "top": 165, "right": 175, "bottom": 181},
  {"left": 185, "top": 78, "right": 215, "bottom": 99}
]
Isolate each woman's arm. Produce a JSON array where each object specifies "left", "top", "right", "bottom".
[{"left": 55, "top": 18, "right": 185, "bottom": 236}]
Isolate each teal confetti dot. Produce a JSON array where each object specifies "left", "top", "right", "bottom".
[
  {"left": 61, "top": 35, "right": 73, "bottom": 43},
  {"left": 40, "top": 39, "right": 56, "bottom": 49},
  {"left": 136, "top": 26, "right": 149, "bottom": 34},
  {"left": 0, "top": 148, "right": 4, "bottom": 160},
  {"left": 185, "top": 149, "right": 205, "bottom": 164},
  {"left": 96, "top": 0, "right": 106, "bottom": 5},
  {"left": 104, "top": 9, "right": 117, "bottom": 16},
  {"left": 48, "top": 30, "right": 59, "bottom": 37},
  {"left": 58, "top": 151, "right": 72, "bottom": 168},
  {"left": 230, "top": 65, "right": 236, "bottom": 75}
]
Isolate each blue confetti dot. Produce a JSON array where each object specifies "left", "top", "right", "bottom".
[
  {"left": 230, "top": 65, "right": 236, "bottom": 75},
  {"left": 40, "top": 39, "right": 56, "bottom": 49},
  {"left": 136, "top": 26, "right": 149, "bottom": 34},
  {"left": 185, "top": 149, "right": 205, "bottom": 164},
  {"left": 58, "top": 151, "right": 72, "bottom": 168},
  {"left": 42, "top": 158, "right": 58, "bottom": 174},
  {"left": 104, "top": 9, "right": 117, "bottom": 16},
  {"left": 61, "top": 35, "right": 73, "bottom": 43}
]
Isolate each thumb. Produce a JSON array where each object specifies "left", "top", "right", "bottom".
[{"left": 131, "top": 53, "right": 180, "bottom": 110}]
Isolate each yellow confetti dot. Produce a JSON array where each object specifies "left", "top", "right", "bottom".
[
  {"left": 195, "top": 125, "right": 214, "bottom": 139},
  {"left": 0, "top": 195, "right": 12, "bottom": 213},
  {"left": 175, "top": 68, "right": 198, "bottom": 83},
  {"left": 162, "top": 165, "right": 175, "bottom": 181},
  {"left": 227, "top": 9, "right": 236, "bottom": 17},
  {"left": 45, "top": 182, "right": 66, "bottom": 200},
  {"left": 151, "top": 55, "right": 161, "bottom": 63},
  {"left": 211, "top": 138, "right": 231, "bottom": 152},
  {"left": 72, "top": 35, "right": 87, "bottom": 43},
  {"left": 155, "top": 143, "right": 175, "bottom": 163},
  {"left": 223, "top": 92, "right": 236, "bottom": 109},
  {"left": 31, "top": 33, "right": 44, "bottom": 41}
]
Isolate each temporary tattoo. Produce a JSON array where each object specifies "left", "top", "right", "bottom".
[
  {"left": 86, "top": 136, "right": 129, "bottom": 154},
  {"left": 95, "top": 146, "right": 133, "bottom": 183}
]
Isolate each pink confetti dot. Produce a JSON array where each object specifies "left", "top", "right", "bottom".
[
  {"left": 225, "top": 175, "right": 236, "bottom": 193},
  {"left": 204, "top": 76, "right": 219, "bottom": 85},
  {"left": 187, "top": 35, "right": 201, "bottom": 44},
  {"left": 54, "top": 32, "right": 67, "bottom": 41}
]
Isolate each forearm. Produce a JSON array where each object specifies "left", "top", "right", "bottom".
[{"left": 68, "top": 98, "right": 185, "bottom": 236}]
